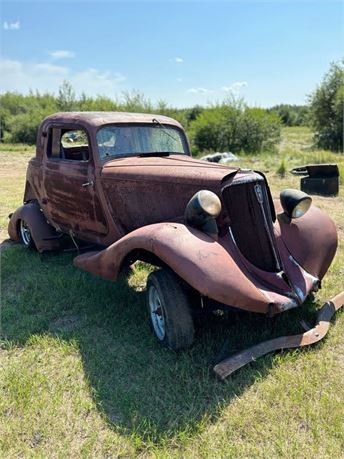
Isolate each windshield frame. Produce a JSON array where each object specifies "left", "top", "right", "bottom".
[{"left": 96, "top": 122, "right": 191, "bottom": 162}]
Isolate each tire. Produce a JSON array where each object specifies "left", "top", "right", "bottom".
[
  {"left": 146, "top": 269, "right": 195, "bottom": 350},
  {"left": 19, "top": 218, "right": 35, "bottom": 249}
]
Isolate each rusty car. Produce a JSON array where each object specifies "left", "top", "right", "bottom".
[{"left": 8, "top": 112, "right": 343, "bottom": 378}]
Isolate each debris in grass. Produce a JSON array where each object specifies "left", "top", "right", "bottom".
[
  {"left": 200, "top": 152, "right": 238, "bottom": 163},
  {"left": 30, "top": 431, "right": 43, "bottom": 448}
]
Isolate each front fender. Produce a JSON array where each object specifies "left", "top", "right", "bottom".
[
  {"left": 275, "top": 201, "right": 338, "bottom": 279},
  {"left": 74, "top": 223, "right": 269, "bottom": 313}
]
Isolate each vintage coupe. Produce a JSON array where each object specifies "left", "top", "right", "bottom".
[{"left": 8, "top": 112, "right": 342, "bottom": 377}]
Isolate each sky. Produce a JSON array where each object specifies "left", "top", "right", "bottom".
[{"left": 0, "top": 0, "right": 343, "bottom": 108}]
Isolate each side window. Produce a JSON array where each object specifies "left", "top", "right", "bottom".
[{"left": 47, "top": 128, "right": 89, "bottom": 161}]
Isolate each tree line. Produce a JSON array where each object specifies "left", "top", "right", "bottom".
[{"left": 1, "top": 60, "right": 342, "bottom": 153}]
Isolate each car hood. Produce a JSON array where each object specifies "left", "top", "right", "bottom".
[
  {"left": 100, "top": 155, "right": 240, "bottom": 235},
  {"left": 101, "top": 154, "right": 238, "bottom": 187}
]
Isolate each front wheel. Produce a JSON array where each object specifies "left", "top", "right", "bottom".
[{"left": 146, "top": 269, "right": 195, "bottom": 350}]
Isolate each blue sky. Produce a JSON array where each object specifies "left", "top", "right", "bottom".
[{"left": 1, "top": 0, "right": 343, "bottom": 107}]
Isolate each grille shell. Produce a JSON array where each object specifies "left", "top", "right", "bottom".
[{"left": 222, "top": 174, "right": 280, "bottom": 272}]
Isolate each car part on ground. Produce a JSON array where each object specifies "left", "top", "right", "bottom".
[
  {"left": 214, "top": 291, "right": 344, "bottom": 380},
  {"left": 290, "top": 164, "right": 339, "bottom": 196}
]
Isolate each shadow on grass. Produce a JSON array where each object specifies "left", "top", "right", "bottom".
[{"left": 1, "top": 245, "right": 320, "bottom": 443}]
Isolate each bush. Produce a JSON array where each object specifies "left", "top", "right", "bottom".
[
  {"left": 189, "top": 102, "right": 281, "bottom": 154},
  {"left": 0, "top": 90, "right": 58, "bottom": 143},
  {"left": 0, "top": 83, "right": 281, "bottom": 152},
  {"left": 309, "top": 59, "right": 344, "bottom": 152},
  {"left": 7, "top": 111, "right": 48, "bottom": 144},
  {"left": 268, "top": 104, "right": 309, "bottom": 126}
]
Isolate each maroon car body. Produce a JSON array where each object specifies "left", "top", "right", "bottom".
[{"left": 8, "top": 112, "right": 338, "bottom": 349}]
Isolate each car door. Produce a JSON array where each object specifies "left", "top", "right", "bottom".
[{"left": 41, "top": 124, "right": 108, "bottom": 236}]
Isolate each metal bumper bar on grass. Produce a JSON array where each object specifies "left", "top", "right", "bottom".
[{"left": 214, "top": 291, "right": 344, "bottom": 380}]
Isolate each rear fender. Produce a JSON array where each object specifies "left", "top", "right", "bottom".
[
  {"left": 74, "top": 223, "right": 269, "bottom": 313},
  {"left": 8, "top": 202, "right": 61, "bottom": 252}
]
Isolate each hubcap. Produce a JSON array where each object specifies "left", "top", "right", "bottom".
[
  {"left": 20, "top": 220, "right": 31, "bottom": 246},
  {"left": 148, "top": 285, "right": 166, "bottom": 340}
]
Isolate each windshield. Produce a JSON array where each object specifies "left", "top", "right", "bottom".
[{"left": 96, "top": 124, "right": 188, "bottom": 160}]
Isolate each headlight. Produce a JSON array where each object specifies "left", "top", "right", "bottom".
[
  {"left": 280, "top": 189, "right": 312, "bottom": 220},
  {"left": 185, "top": 190, "right": 221, "bottom": 238}
]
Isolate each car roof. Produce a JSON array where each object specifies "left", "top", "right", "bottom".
[{"left": 43, "top": 111, "right": 183, "bottom": 130}]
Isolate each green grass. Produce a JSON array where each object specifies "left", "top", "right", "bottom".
[
  {"left": 0, "top": 143, "right": 36, "bottom": 153},
  {"left": 1, "top": 127, "right": 343, "bottom": 458}
]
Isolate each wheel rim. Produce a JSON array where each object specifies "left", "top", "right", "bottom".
[
  {"left": 148, "top": 285, "right": 166, "bottom": 340},
  {"left": 20, "top": 220, "right": 32, "bottom": 246}
]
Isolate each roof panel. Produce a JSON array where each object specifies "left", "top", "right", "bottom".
[{"left": 43, "top": 112, "right": 183, "bottom": 129}]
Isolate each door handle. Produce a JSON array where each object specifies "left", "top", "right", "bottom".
[{"left": 82, "top": 180, "right": 94, "bottom": 187}]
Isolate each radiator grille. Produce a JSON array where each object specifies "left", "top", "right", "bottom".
[{"left": 222, "top": 177, "right": 280, "bottom": 272}]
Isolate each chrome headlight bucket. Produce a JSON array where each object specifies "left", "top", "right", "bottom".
[
  {"left": 185, "top": 190, "right": 221, "bottom": 238},
  {"left": 279, "top": 189, "right": 312, "bottom": 221}
]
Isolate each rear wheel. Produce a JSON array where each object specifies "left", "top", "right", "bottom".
[
  {"left": 146, "top": 269, "right": 195, "bottom": 350},
  {"left": 19, "top": 219, "right": 35, "bottom": 249}
]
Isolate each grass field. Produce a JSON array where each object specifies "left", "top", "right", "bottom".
[{"left": 1, "top": 127, "right": 343, "bottom": 458}]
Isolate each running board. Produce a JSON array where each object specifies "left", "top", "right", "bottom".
[{"left": 214, "top": 291, "right": 344, "bottom": 380}]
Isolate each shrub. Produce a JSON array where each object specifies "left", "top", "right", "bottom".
[
  {"left": 309, "top": 59, "right": 344, "bottom": 152},
  {"left": 189, "top": 102, "right": 281, "bottom": 154},
  {"left": 57, "top": 81, "right": 77, "bottom": 111},
  {"left": 276, "top": 157, "right": 287, "bottom": 177},
  {"left": 6, "top": 111, "right": 46, "bottom": 144},
  {"left": 267, "top": 104, "right": 309, "bottom": 126},
  {"left": 0, "top": 90, "right": 58, "bottom": 143},
  {"left": 0, "top": 83, "right": 281, "bottom": 152}
]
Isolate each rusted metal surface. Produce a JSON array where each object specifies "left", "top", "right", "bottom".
[
  {"left": 8, "top": 112, "right": 338, "bottom": 317},
  {"left": 274, "top": 200, "right": 337, "bottom": 279},
  {"left": 101, "top": 156, "right": 237, "bottom": 235},
  {"left": 74, "top": 223, "right": 270, "bottom": 313},
  {"left": 214, "top": 291, "right": 344, "bottom": 380},
  {"left": 74, "top": 217, "right": 322, "bottom": 315},
  {"left": 8, "top": 202, "right": 60, "bottom": 252}
]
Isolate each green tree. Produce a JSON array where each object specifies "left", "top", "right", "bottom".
[
  {"left": 189, "top": 101, "right": 280, "bottom": 154},
  {"left": 268, "top": 104, "right": 309, "bottom": 126},
  {"left": 57, "top": 81, "right": 77, "bottom": 111},
  {"left": 309, "top": 59, "right": 344, "bottom": 152}
]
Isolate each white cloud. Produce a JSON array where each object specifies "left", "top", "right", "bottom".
[
  {"left": 0, "top": 58, "right": 126, "bottom": 96},
  {"left": 188, "top": 87, "right": 210, "bottom": 94},
  {"left": 176, "top": 77, "right": 183, "bottom": 82},
  {"left": 222, "top": 81, "right": 248, "bottom": 93},
  {"left": 3, "top": 21, "right": 20, "bottom": 30},
  {"left": 173, "top": 57, "right": 184, "bottom": 63},
  {"left": 34, "top": 63, "right": 69, "bottom": 75},
  {"left": 49, "top": 50, "right": 75, "bottom": 60}
]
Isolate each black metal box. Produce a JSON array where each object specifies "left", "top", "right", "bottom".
[{"left": 300, "top": 164, "right": 339, "bottom": 196}]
